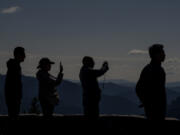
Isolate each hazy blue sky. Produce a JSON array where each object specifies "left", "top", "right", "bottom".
[{"left": 1, "top": 0, "right": 180, "bottom": 82}]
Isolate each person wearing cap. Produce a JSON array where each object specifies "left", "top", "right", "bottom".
[
  {"left": 79, "top": 56, "right": 109, "bottom": 119},
  {"left": 5, "top": 47, "right": 26, "bottom": 118},
  {"left": 36, "top": 58, "right": 63, "bottom": 117}
]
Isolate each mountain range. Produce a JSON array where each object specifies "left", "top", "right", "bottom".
[{"left": 0, "top": 75, "right": 180, "bottom": 117}]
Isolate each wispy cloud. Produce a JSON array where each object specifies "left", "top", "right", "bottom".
[
  {"left": 165, "top": 57, "right": 180, "bottom": 64},
  {"left": 163, "top": 57, "right": 180, "bottom": 75},
  {"left": 128, "top": 49, "right": 148, "bottom": 55},
  {"left": 1, "top": 6, "right": 21, "bottom": 14}
]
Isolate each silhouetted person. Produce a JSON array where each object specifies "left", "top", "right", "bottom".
[
  {"left": 79, "top": 56, "right": 109, "bottom": 118},
  {"left": 5, "top": 47, "right": 26, "bottom": 118},
  {"left": 136, "top": 44, "right": 166, "bottom": 120},
  {"left": 36, "top": 58, "right": 63, "bottom": 117}
]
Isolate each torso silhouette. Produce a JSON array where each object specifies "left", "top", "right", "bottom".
[
  {"left": 36, "top": 70, "right": 61, "bottom": 99},
  {"left": 136, "top": 61, "right": 166, "bottom": 119},
  {"left": 5, "top": 58, "right": 22, "bottom": 102},
  {"left": 79, "top": 66, "right": 107, "bottom": 105},
  {"left": 36, "top": 69, "right": 63, "bottom": 103}
]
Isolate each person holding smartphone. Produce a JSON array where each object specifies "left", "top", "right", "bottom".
[
  {"left": 79, "top": 56, "right": 109, "bottom": 119},
  {"left": 36, "top": 58, "right": 63, "bottom": 117}
]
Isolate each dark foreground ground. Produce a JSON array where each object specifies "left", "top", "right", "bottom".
[{"left": 0, "top": 114, "right": 180, "bottom": 134}]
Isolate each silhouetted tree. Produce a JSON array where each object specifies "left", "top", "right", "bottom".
[{"left": 29, "top": 97, "right": 40, "bottom": 114}]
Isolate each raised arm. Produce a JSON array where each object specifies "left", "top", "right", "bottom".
[
  {"left": 89, "top": 61, "right": 109, "bottom": 77},
  {"left": 50, "top": 62, "right": 64, "bottom": 86}
]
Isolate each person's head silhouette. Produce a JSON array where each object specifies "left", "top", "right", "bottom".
[
  {"left": 82, "top": 56, "right": 95, "bottom": 68},
  {"left": 37, "top": 58, "right": 55, "bottom": 71},
  {"left": 14, "top": 47, "right": 26, "bottom": 62},
  {"left": 149, "top": 44, "right": 165, "bottom": 63}
]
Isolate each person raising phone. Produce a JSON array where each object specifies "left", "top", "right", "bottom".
[
  {"left": 79, "top": 56, "right": 109, "bottom": 119},
  {"left": 36, "top": 58, "right": 63, "bottom": 117}
]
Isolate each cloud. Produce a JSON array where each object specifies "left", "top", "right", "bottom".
[
  {"left": 0, "top": 51, "right": 11, "bottom": 58},
  {"left": 128, "top": 49, "right": 148, "bottom": 55},
  {"left": 163, "top": 57, "right": 180, "bottom": 76},
  {"left": 1, "top": 6, "right": 21, "bottom": 14},
  {"left": 165, "top": 57, "right": 180, "bottom": 64}
]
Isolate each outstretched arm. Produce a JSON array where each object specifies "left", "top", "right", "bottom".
[
  {"left": 90, "top": 61, "right": 109, "bottom": 77},
  {"left": 37, "top": 62, "right": 64, "bottom": 87},
  {"left": 54, "top": 62, "right": 64, "bottom": 86}
]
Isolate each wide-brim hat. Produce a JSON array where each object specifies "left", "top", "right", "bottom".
[{"left": 37, "top": 58, "right": 55, "bottom": 69}]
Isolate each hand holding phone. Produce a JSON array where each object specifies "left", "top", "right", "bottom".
[
  {"left": 59, "top": 62, "right": 63, "bottom": 73},
  {"left": 102, "top": 61, "right": 109, "bottom": 71}
]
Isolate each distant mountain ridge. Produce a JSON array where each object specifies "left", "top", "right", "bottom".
[{"left": 0, "top": 75, "right": 180, "bottom": 117}]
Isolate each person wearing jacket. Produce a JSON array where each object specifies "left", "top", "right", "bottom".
[
  {"left": 36, "top": 58, "right": 63, "bottom": 117},
  {"left": 79, "top": 56, "right": 109, "bottom": 118},
  {"left": 5, "top": 47, "right": 26, "bottom": 118},
  {"left": 136, "top": 44, "right": 166, "bottom": 120}
]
